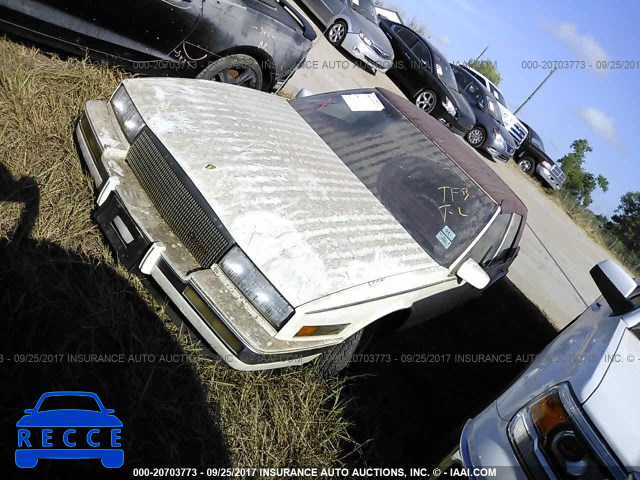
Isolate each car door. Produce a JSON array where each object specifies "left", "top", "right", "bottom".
[
  {"left": 304, "top": 0, "right": 346, "bottom": 25},
  {"left": 409, "top": 39, "right": 434, "bottom": 87},
  {"left": 27, "top": 0, "right": 202, "bottom": 60},
  {"left": 387, "top": 25, "right": 420, "bottom": 87}
]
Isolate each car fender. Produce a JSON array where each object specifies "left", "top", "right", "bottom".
[{"left": 183, "top": 0, "right": 310, "bottom": 85}]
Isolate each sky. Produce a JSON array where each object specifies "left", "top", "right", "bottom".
[{"left": 392, "top": 0, "right": 639, "bottom": 216}]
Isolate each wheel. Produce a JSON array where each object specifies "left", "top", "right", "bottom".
[
  {"left": 517, "top": 156, "right": 536, "bottom": 176},
  {"left": 318, "top": 329, "right": 362, "bottom": 378},
  {"left": 466, "top": 126, "right": 486, "bottom": 148},
  {"left": 415, "top": 89, "right": 437, "bottom": 114},
  {"left": 326, "top": 20, "right": 347, "bottom": 46},
  {"left": 196, "top": 54, "right": 263, "bottom": 90}
]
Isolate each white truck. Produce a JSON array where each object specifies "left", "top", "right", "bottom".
[{"left": 433, "top": 260, "right": 640, "bottom": 479}]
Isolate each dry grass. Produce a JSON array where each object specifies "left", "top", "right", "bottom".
[{"left": 0, "top": 37, "right": 352, "bottom": 476}]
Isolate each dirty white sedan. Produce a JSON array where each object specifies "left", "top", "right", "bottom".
[{"left": 76, "top": 79, "right": 527, "bottom": 374}]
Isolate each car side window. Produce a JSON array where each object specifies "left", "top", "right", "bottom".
[
  {"left": 411, "top": 42, "right": 431, "bottom": 69},
  {"left": 454, "top": 68, "right": 471, "bottom": 89},
  {"left": 394, "top": 26, "right": 418, "bottom": 49},
  {"left": 465, "top": 83, "right": 484, "bottom": 108}
]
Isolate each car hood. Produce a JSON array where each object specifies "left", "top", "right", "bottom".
[
  {"left": 498, "top": 105, "right": 527, "bottom": 134},
  {"left": 123, "top": 79, "right": 440, "bottom": 307},
  {"left": 16, "top": 410, "right": 122, "bottom": 427},
  {"left": 496, "top": 298, "right": 627, "bottom": 420},
  {"left": 349, "top": 11, "right": 394, "bottom": 59},
  {"left": 583, "top": 327, "right": 640, "bottom": 469}
]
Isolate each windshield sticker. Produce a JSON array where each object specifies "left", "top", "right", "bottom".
[
  {"left": 352, "top": 0, "right": 360, "bottom": 4},
  {"left": 438, "top": 186, "right": 470, "bottom": 222},
  {"left": 442, "top": 225, "right": 456, "bottom": 241},
  {"left": 435, "top": 64, "right": 443, "bottom": 76},
  {"left": 341, "top": 93, "right": 384, "bottom": 112},
  {"left": 436, "top": 230, "right": 452, "bottom": 249}
]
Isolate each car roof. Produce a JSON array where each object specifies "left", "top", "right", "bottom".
[{"left": 376, "top": 87, "right": 528, "bottom": 219}]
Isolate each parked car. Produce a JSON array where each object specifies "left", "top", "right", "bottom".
[
  {"left": 380, "top": 19, "right": 475, "bottom": 135},
  {"left": 457, "top": 64, "right": 529, "bottom": 147},
  {"left": 299, "top": 0, "right": 393, "bottom": 73},
  {"left": 76, "top": 79, "right": 527, "bottom": 375},
  {"left": 452, "top": 63, "right": 516, "bottom": 162},
  {"left": 515, "top": 122, "right": 567, "bottom": 189},
  {"left": 432, "top": 260, "right": 640, "bottom": 480},
  {"left": 0, "top": 0, "right": 316, "bottom": 91}
]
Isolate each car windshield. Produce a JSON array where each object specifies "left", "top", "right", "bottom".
[
  {"left": 290, "top": 91, "right": 498, "bottom": 266},
  {"left": 38, "top": 395, "right": 101, "bottom": 412},
  {"left": 486, "top": 96, "right": 503, "bottom": 123},
  {"left": 464, "top": 83, "right": 502, "bottom": 124},
  {"left": 488, "top": 83, "right": 507, "bottom": 108},
  {"left": 430, "top": 48, "right": 458, "bottom": 91},
  {"left": 349, "top": 0, "right": 378, "bottom": 23}
]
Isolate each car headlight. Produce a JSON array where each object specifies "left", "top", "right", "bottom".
[
  {"left": 442, "top": 96, "right": 457, "bottom": 116},
  {"left": 508, "top": 384, "right": 626, "bottom": 479},
  {"left": 358, "top": 31, "right": 373, "bottom": 46},
  {"left": 220, "top": 246, "right": 294, "bottom": 329},
  {"left": 110, "top": 86, "right": 145, "bottom": 143}
]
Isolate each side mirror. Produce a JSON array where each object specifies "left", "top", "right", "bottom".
[
  {"left": 590, "top": 260, "right": 637, "bottom": 315},
  {"left": 295, "top": 88, "right": 313, "bottom": 99},
  {"left": 24, "top": 409, "right": 34, "bottom": 414},
  {"left": 457, "top": 258, "right": 490, "bottom": 290},
  {"left": 105, "top": 409, "right": 115, "bottom": 414}
]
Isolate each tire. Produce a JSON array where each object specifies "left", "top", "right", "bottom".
[
  {"left": 318, "top": 329, "right": 363, "bottom": 378},
  {"left": 414, "top": 89, "right": 437, "bottom": 114},
  {"left": 517, "top": 156, "right": 536, "bottom": 176},
  {"left": 466, "top": 126, "right": 486, "bottom": 148},
  {"left": 196, "top": 54, "right": 263, "bottom": 90},
  {"left": 326, "top": 20, "right": 347, "bottom": 46}
]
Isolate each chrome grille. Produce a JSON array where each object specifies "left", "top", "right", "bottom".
[
  {"left": 550, "top": 164, "right": 566, "bottom": 184},
  {"left": 509, "top": 122, "right": 527, "bottom": 147},
  {"left": 126, "top": 129, "right": 231, "bottom": 267}
]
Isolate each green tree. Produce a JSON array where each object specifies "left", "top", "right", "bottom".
[
  {"left": 464, "top": 58, "right": 502, "bottom": 85},
  {"left": 610, "top": 191, "right": 640, "bottom": 252},
  {"left": 558, "top": 139, "right": 608, "bottom": 208}
]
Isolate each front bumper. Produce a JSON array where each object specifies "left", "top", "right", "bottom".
[
  {"left": 75, "top": 101, "right": 334, "bottom": 370},
  {"left": 536, "top": 165, "right": 563, "bottom": 190},
  {"left": 432, "top": 402, "right": 527, "bottom": 480},
  {"left": 485, "top": 140, "right": 514, "bottom": 163},
  {"left": 342, "top": 32, "right": 393, "bottom": 72}
]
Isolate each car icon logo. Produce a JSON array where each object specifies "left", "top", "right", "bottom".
[{"left": 15, "top": 391, "right": 123, "bottom": 468}]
